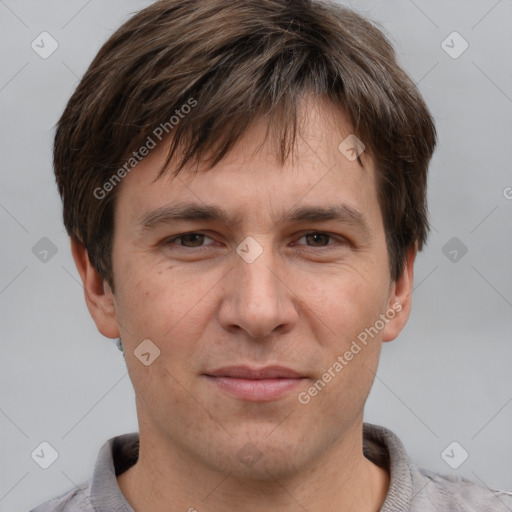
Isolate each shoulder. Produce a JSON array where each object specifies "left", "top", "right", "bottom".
[
  {"left": 363, "top": 423, "right": 512, "bottom": 512},
  {"left": 29, "top": 485, "right": 132, "bottom": 512},
  {"left": 28, "top": 485, "right": 95, "bottom": 512},
  {"left": 28, "top": 432, "right": 138, "bottom": 512},
  {"left": 409, "top": 464, "right": 512, "bottom": 512}
]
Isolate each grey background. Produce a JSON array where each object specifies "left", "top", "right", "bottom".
[{"left": 0, "top": 0, "right": 511, "bottom": 510}]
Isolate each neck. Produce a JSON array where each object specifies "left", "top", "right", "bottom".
[{"left": 117, "top": 420, "right": 389, "bottom": 512}]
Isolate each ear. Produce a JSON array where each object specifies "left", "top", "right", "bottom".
[
  {"left": 70, "top": 238, "right": 120, "bottom": 339},
  {"left": 381, "top": 246, "right": 417, "bottom": 343}
]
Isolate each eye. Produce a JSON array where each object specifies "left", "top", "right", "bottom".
[
  {"left": 165, "top": 232, "right": 214, "bottom": 249},
  {"left": 295, "top": 232, "right": 345, "bottom": 248},
  {"left": 162, "top": 231, "right": 347, "bottom": 252}
]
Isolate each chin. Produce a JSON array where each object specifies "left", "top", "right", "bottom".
[{"left": 202, "top": 434, "right": 312, "bottom": 481}]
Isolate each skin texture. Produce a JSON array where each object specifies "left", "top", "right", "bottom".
[{"left": 72, "top": 97, "right": 416, "bottom": 512}]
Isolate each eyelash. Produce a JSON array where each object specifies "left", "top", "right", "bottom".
[{"left": 164, "top": 231, "right": 347, "bottom": 251}]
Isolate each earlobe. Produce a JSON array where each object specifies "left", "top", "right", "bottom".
[
  {"left": 381, "top": 247, "right": 417, "bottom": 343},
  {"left": 70, "top": 238, "right": 120, "bottom": 339}
]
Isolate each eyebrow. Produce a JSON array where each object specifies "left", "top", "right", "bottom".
[{"left": 139, "top": 202, "right": 371, "bottom": 236}]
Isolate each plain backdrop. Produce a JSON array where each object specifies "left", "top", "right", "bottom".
[{"left": 0, "top": 1, "right": 511, "bottom": 511}]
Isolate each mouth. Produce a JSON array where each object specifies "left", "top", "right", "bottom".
[{"left": 203, "top": 365, "right": 307, "bottom": 402}]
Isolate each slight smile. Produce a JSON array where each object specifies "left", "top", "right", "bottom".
[{"left": 204, "top": 365, "right": 308, "bottom": 402}]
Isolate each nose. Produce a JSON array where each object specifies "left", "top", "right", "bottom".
[{"left": 217, "top": 240, "right": 298, "bottom": 340}]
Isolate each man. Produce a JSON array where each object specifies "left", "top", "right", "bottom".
[{"left": 31, "top": 0, "right": 512, "bottom": 511}]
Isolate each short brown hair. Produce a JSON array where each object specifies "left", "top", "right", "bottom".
[{"left": 54, "top": 0, "right": 436, "bottom": 290}]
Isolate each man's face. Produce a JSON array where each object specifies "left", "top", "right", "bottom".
[{"left": 91, "top": 98, "right": 411, "bottom": 478}]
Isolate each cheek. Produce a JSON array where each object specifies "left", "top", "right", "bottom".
[
  {"left": 332, "top": 351, "right": 380, "bottom": 414},
  {"left": 307, "top": 276, "right": 385, "bottom": 404},
  {"left": 317, "top": 270, "right": 388, "bottom": 335},
  {"left": 115, "top": 253, "right": 186, "bottom": 322},
  {"left": 114, "top": 261, "right": 221, "bottom": 367}
]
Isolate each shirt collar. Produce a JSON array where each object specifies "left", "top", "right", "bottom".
[{"left": 363, "top": 422, "right": 413, "bottom": 512}]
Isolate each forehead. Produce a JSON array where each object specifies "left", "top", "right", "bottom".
[{"left": 114, "top": 97, "right": 380, "bottom": 230}]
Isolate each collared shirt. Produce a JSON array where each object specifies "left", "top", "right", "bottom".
[{"left": 30, "top": 422, "right": 512, "bottom": 511}]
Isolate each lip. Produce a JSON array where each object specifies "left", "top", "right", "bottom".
[
  {"left": 206, "top": 365, "right": 304, "bottom": 379},
  {"left": 204, "top": 365, "right": 307, "bottom": 402}
]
